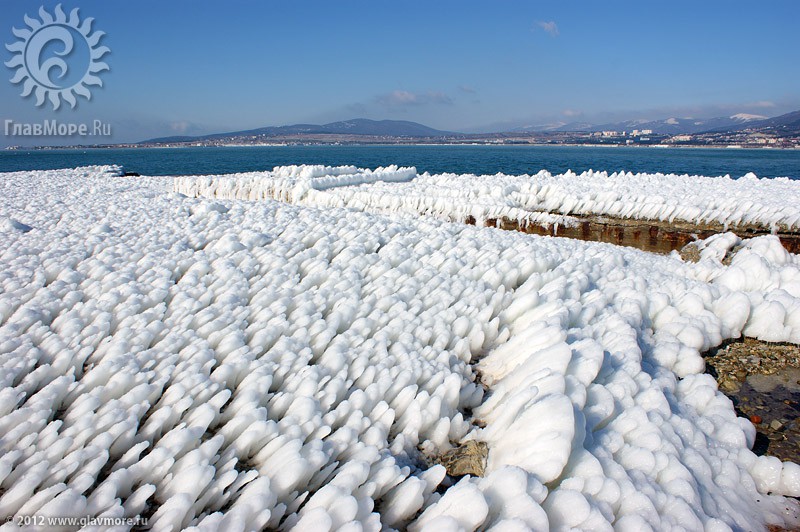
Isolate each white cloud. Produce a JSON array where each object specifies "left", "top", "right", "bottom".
[
  {"left": 426, "top": 91, "right": 454, "bottom": 105},
  {"left": 378, "top": 90, "right": 419, "bottom": 106},
  {"left": 747, "top": 100, "right": 776, "bottom": 109},
  {"left": 165, "top": 120, "right": 210, "bottom": 136},
  {"left": 169, "top": 121, "right": 191, "bottom": 133},
  {"left": 562, "top": 109, "right": 582, "bottom": 117},
  {"left": 375, "top": 90, "right": 454, "bottom": 108},
  {"left": 536, "top": 20, "right": 559, "bottom": 37}
]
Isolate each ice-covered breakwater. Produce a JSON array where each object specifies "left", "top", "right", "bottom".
[
  {"left": 2, "top": 166, "right": 800, "bottom": 530},
  {"left": 174, "top": 165, "right": 800, "bottom": 233},
  {"left": 174, "top": 165, "right": 579, "bottom": 232}
]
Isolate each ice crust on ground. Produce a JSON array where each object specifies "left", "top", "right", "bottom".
[
  {"left": 175, "top": 165, "right": 800, "bottom": 231},
  {"left": 1, "top": 166, "right": 800, "bottom": 531}
]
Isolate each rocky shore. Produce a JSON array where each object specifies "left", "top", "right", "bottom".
[{"left": 705, "top": 338, "right": 800, "bottom": 463}]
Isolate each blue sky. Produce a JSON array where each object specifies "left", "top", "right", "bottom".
[{"left": 1, "top": 0, "right": 799, "bottom": 145}]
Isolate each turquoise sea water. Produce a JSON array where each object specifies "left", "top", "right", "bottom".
[{"left": 1, "top": 145, "right": 799, "bottom": 179}]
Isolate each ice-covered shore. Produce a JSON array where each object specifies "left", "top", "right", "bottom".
[
  {"left": 1, "top": 166, "right": 800, "bottom": 530},
  {"left": 174, "top": 165, "right": 800, "bottom": 231}
]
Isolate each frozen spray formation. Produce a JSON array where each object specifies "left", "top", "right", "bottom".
[
  {"left": 175, "top": 165, "right": 800, "bottom": 231},
  {"left": 1, "top": 166, "right": 800, "bottom": 530}
]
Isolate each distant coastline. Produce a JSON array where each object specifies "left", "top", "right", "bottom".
[
  {"left": 6, "top": 111, "right": 799, "bottom": 151},
  {"left": 6, "top": 142, "right": 799, "bottom": 152}
]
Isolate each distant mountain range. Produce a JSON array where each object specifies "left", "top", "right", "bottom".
[
  {"left": 142, "top": 111, "right": 800, "bottom": 144},
  {"left": 514, "top": 113, "right": 773, "bottom": 135},
  {"left": 706, "top": 110, "right": 800, "bottom": 134},
  {"left": 144, "top": 119, "right": 457, "bottom": 143}
]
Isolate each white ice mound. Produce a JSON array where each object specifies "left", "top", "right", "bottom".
[
  {"left": 0, "top": 218, "right": 32, "bottom": 233},
  {"left": 1, "top": 166, "right": 800, "bottom": 530},
  {"left": 685, "top": 234, "right": 800, "bottom": 344},
  {"left": 174, "top": 164, "right": 417, "bottom": 205}
]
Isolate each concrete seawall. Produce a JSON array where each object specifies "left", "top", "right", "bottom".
[{"left": 466, "top": 215, "right": 800, "bottom": 254}]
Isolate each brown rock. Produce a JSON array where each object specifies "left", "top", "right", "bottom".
[
  {"left": 719, "top": 378, "right": 740, "bottom": 393},
  {"left": 436, "top": 440, "right": 488, "bottom": 477},
  {"left": 679, "top": 242, "right": 702, "bottom": 263}
]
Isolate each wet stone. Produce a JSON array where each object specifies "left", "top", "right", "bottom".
[{"left": 704, "top": 338, "right": 800, "bottom": 463}]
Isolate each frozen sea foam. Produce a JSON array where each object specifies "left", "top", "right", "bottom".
[{"left": 1, "top": 166, "right": 799, "bottom": 530}]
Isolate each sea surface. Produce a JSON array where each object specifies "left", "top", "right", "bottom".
[{"left": 1, "top": 145, "right": 799, "bottom": 179}]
